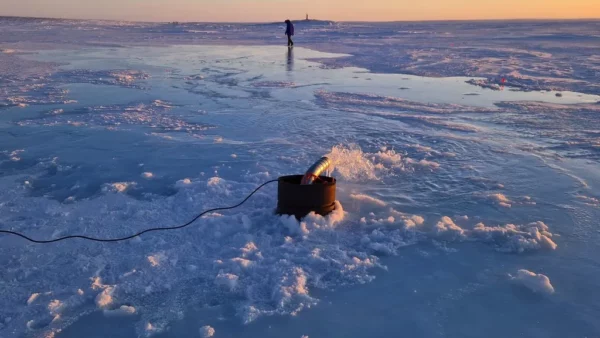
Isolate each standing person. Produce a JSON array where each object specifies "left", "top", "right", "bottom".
[{"left": 285, "top": 19, "right": 294, "bottom": 47}]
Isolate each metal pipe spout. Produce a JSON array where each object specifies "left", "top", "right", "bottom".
[{"left": 301, "top": 156, "right": 331, "bottom": 185}]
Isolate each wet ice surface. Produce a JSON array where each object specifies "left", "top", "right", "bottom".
[{"left": 1, "top": 19, "right": 600, "bottom": 338}]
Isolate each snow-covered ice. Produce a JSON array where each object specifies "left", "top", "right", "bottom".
[{"left": 1, "top": 17, "right": 600, "bottom": 338}]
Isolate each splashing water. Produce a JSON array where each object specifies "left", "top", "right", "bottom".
[{"left": 325, "top": 144, "right": 380, "bottom": 181}]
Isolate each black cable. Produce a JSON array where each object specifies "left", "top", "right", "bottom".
[{"left": 0, "top": 179, "right": 278, "bottom": 244}]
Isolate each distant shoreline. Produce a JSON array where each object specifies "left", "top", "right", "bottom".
[{"left": 0, "top": 15, "right": 598, "bottom": 25}]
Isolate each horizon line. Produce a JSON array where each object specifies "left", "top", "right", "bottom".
[{"left": 1, "top": 14, "right": 599, "bottom": 25}]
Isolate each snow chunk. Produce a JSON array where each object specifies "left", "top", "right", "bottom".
[
  {"left": 95, "top": 286, "right": 115, "bottom": 309},
  {"left": 471, "top": 221, "right": 557, "bottom": 253},
  {"left": 281, "top": 214, "right": 309, "bottom": 236},
  {"left": 27, "top": 293, "right": 40, "bottom": 305},
  {"left": 152, "top": 99, "right": 173, "bottom": 108},
  {"left": 176, "top": 178, "right": 192, "bottom": 187},
  {"left": 405, "top": 158, "right": 440, "bottom": 169},
  {"left": 230, "top": 257, "right": 254, "bottom": 269},
  {"left": 145, "top": 322, "right": 165, "bottom": 336},
  {"left": 280, "top": 201, "right": 345, "bottom": 237},
  {"left": 199, "top": 325, "right": 215, "bottom": 337},
  {"left": 104, "top": 181, "right": 136, "bottom": 193},
  {"left": 103, "top": 305, "right": 137, "bottom": 317},
  {"left": 207, "top": 177, "right": 230, "bottom": 195},
  {"left": 215, "top": 272, "right": 239, "bottom": 291},
  {"left": 48, "top": 299, "right": 65, "bottom": 315},
  {"left": 487, "top": 193, "right": 512, "bottom": 207},
  {"left": 307, "top": 200, "right": 345, "bottom": 225},
  {"left": 147, "top": 252, "right": 167, "bottom": 267},
  {"left": 9, "top": 149, "right": 24, "bottom": 162},
  {"left": 434, "top": 216, "right": 466, "bottom": 239},
  {"left": 240, "top": 305, "right": 261, "bottom": 324},
  {"left": 344, "top": 256, "right": 376, "bottom": 273},
  {"left": 362, "top": 209, "right": 424, "bottom": 231},
  {"left": 576, "top": 195, "right": 599, "bottom": 207},
  {"left": 404, "top": 215, "right": 425, "bottom": 229},
  {"left": 490, "top": 193, "right": 511, "bottom": 204},
  {"left": 401, "top": 214, "right": 425, "bottom": 229},
  {"left": 512, "top": 269, "right": 555, "bottom": 295},
  {"left": 408, "top": 144, "right": 433, "bottom": 153},
  {"left": 240, "top": 242, "right": 259, "bottom": 257},
  {"left": 271, "top": 267, "right": 314, "bottom": 313}
]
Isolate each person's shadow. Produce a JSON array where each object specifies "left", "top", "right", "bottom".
[{"left": 286, "top": 47, "right": 294, "bottom": 72}]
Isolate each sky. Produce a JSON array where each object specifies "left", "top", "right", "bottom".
[{"left": 1, "top": 0, "right": 599, "bottom": 22}]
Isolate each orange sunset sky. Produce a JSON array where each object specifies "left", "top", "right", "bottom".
[{"left": 1, "top": 0, "right": 599, "bottom": 22}]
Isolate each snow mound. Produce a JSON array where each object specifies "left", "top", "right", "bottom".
[
  {"left": 200, "top": 325, "right": 215, "bottom": 337},
  {"left": 145, "top": 322, "right": 166, "bottom": 337},
  {"left": 434, "top": 216, "right": 466, "bottom": 240},
  {"left": 141, "top": 172, "right": 154, "bottom": 179},
  {"left": 359, "top": 212, "right": 558, "bottom": 254},
  {"left": 104, "top": 181, "right": 136, "bottom": 193},
  {"left": 283, "top": 201, "right": 345, "bottom": 237},
  {"left": 576, "top": 195, "right": 600, "bottom": 207},
  {"left": 27, "top": 293, "right": 41, "bottom": 306},
  {"left": 103, "top": 305, "right": 137, "bottom": 317},
  {"left": 471, "top": 221, "right": 557, "bottom": 252},
  {"left": 95, "top": 286, "right": 115, "bottom": 309},
  {"left": 476, "top": 193, "right": 538, "bottom": 208},
  {"left": 176, "top": 178, "right": 193, "bottom": 187},
  {"left": 512, "top": 269, "right": 555, "bottom": 295},
  {"left": 215, "top": 272, "right": 239, "bottom": 291},
  {"left": 488, "top": 193, "right": 512, "bottom": 208},
  {"left": 404, "top": 158, "right": 440, "bottom": 169}
]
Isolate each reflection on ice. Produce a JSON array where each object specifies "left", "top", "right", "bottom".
[{"left": 286, "top": 47, "right": 294, "bottom": 72}]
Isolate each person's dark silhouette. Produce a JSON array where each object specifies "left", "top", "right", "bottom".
[{"left": 285, "top": 19, "right": 294, "bottom": 47}]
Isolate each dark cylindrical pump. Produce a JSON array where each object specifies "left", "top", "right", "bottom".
[{"left": 276, "top": 157, "right": 336, "bottom": 219}]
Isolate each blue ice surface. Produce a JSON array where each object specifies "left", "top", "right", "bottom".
[{"left": 0, "top": 19, "right": 600, "bottom": 338}]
